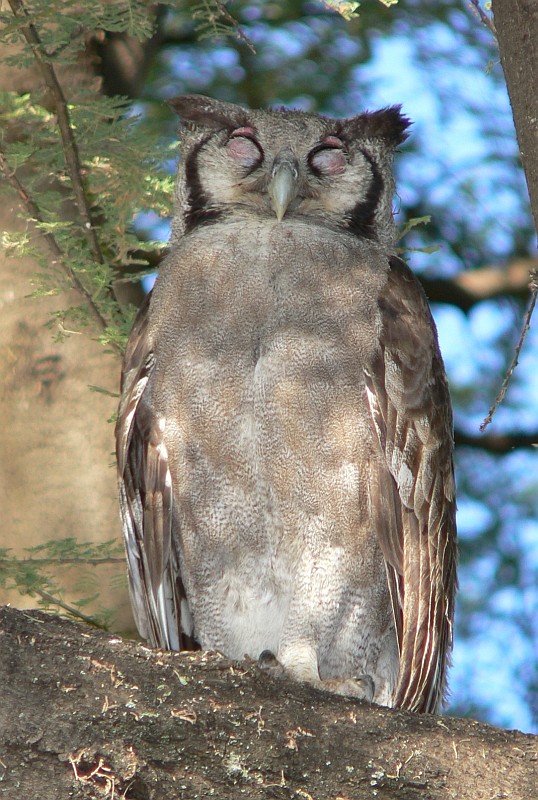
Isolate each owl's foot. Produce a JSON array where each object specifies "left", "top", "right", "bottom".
[
  {"left": 258, "top": 649, "right": 287, "bottom": 677},
  {"left": 320, "top": 674, "right": 375, "bottom": 700},
  {"left": 258, "top": 649, "right": 375, "bottom": 701}
]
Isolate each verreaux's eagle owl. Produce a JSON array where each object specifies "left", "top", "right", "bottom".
[{"left": 116, "top": 95, "right": 457, "bottom": 713}]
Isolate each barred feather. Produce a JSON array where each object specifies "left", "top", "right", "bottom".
[{"left": 365, "top": 256, "right": 457, "bottom": 713}]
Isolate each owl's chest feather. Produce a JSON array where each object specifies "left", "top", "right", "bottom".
[
  {"left": 148, "top": 221, "right": 388, "bottom": 614},
  {"left": 153, "top": 220, "right": 387, "bottom": 372},
  {"left": 150, "top": 222, "right": 387, "bottom": 506}
]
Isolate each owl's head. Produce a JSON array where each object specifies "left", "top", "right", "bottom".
[{"left": 169, "top": 95, "right": 410, "bottom": 246}]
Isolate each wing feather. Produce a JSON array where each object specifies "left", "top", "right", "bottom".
[
  {"left": 365, "top": 256, "right": 457, "bottom": 713},
  {"left": 116, "top": 295, "right": 195, "bottom": 651}
]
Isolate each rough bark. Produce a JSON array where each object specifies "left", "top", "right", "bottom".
[
  {"left": 0, "top": 606, "right": 536, "bottom": 800},
  {"left": 492, "top": 0, "right": 538, "bottom": 237}
]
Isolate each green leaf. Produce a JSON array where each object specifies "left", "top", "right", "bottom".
[{"left": 397, "top": 215, "right": 432, "bottom": 240}]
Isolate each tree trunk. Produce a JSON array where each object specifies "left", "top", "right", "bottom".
[
  {"left": 1, "top": 606, "right": 536, "bottom": 800},
  {"left": 0, "top": 21, "right": 159, "bottom": 629},
  {"left": 492, "top": 0, "right": 538, "bottom": 237},
  {"left": 0, "top": 172, "right": 130, "bottom": 627}
]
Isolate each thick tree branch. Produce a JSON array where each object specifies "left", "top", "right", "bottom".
[
  {"left": 419, "top": 257, "right": 538, "bottom": 311},
  {"left": 455, "top": 427, "right": 538, "bottom": 453},
  {"left": 1, "top": 606, "right": 536, "bottom": 800},
  {"left": 491, "top": 0, "right": 538, "bottom": 238},
  {"left": 122, "top": 248, "right": 537, "bottom": 313}
]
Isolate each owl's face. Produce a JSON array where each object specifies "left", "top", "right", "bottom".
[{"left": 169, "top": 95, "right": 410, "bottom": 245}]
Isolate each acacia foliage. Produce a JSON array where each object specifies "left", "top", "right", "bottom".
[{"left": 0, "top": 0, "right": 173, "bottom": 349}]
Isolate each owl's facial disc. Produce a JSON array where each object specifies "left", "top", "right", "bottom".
[{"left": 268, "top": 154, "right": 299, "bottom": 221}]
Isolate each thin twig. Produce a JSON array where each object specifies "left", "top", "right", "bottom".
[
  {"left": 214, "top": 0, "right": 256, "bottom": 53},
  {"left": 468, "top": 0, "right": 497, "bottom": 37},
  {"left": 7, "top": 0, "right": 104, "bottom": 264},
  {"left": 480, "top": 273, "right": 537, "bottom": 430},
  {"left": 0, "top": 150, "right": 121, "bottom": 352},
  {"left": 0, "top": 557, "right": 124, "bottom": 567},
  {"left": 31, "top": 587, "right": 106, "bottom": 627}
]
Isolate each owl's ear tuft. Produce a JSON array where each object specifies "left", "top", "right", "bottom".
[
  {"left": 344, "top": 106, "right": 412, "bottom": 148},
  {"left": 168, "top": 94, "right": 250, "bottom": 132}
]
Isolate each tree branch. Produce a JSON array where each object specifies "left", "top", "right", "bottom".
[
  {"left": 0, "top": 149, "right": 120, "bottom": 351},
  {"left": 27, "top": 588, "right": 105, "bottom": 627},
  {"left": 491, "top": 0, "right": 538, "bottom": 237},
  {"left": 480, "top": 286, "right": 537, "bottom": 430},
  {"left": 419, "top": 257, "right": 538, "bottom": 311},
  {"left": 455, "top": 427, "right": 538, "bottom": 453},
  {"left": 468, "top": 0, "right": 497, "bottom": 36},
  {"left": 0, "top": 557, "right": 124, "bottom": 567},
  {"left": 122, "top": 249, "right": 537, "bottom": 313},
  {"left": 7, "top": 0, "right": 104, "bottom": 265},
  {"left": 487, "top": 0, "right": 538, "bottom": 427},
  {"left": 1, "top": 606, "right": 536, "bottom": 800}
]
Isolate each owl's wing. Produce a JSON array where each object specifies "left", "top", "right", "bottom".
[
  {"left": 364, "top": 256, "right": 457, "bottom": 713},
  {"left": 116, "top": 294, "right": 194, "bottom": 651}
]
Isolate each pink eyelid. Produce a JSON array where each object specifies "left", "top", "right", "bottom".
[
  {"left": 230, "top": 126, "right": 257, "bottom": 138},
  {"left": 322, "top": 135, "right": 344, "bottom": 148}
]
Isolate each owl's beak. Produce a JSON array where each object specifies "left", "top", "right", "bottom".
[{"left": 268, "top": 157, "right": 299, "bottom": 221}]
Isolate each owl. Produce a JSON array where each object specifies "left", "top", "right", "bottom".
[{"left": 116, "top": 94, "right": 457, "bottom": 714}]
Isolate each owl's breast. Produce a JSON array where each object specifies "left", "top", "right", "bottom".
[
  {"left": 154, "top": 219, "right": 387, "bottom": 360},
  {"left": 144, "top": 220, "right": 392, "bottom": 655},
  {"left": 151, "top": 218, "right": 388, "bottom": 510}
]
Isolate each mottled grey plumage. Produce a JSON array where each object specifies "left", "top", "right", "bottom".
[{"left": 116, "top": 95, "right": 457, "bottom": 713}]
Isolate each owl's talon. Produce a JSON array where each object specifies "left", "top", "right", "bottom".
[
  {"left": 258, "top": 649, "right": 374, "bottom": 701},
  {"left": 321, "top": 674, "right": 375, "bottom": 701},
  {"left": 258, "top": 650, "right": 287, "bottom": 677}
]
